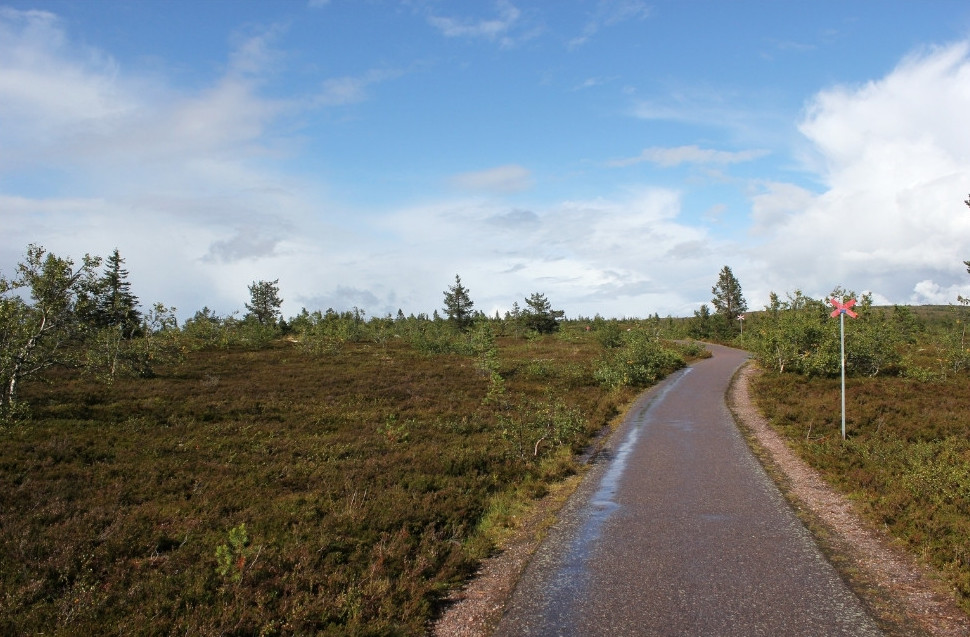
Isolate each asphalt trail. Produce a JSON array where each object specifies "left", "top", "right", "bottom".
[{"left": 493, "top": 344, "right": 882, "bottom": 636}]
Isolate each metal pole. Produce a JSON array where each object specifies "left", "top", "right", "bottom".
[{"left": 840, "top": 312, "right": 846, "bottom": 440}]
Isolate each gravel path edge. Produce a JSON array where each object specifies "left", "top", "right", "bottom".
[
  {"left": 431, "top": 359, "right": 970, "bottom": 636},
  {"left": 727, "top": 361, "right": 970, "bottom": 637}
]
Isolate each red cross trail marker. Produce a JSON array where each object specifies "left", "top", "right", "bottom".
[
  {"left": 830, "top": 298, "right": 858, "bottom": 319},
  {"left": 830, "top": 298, "right": 859, "bottom": 439}
]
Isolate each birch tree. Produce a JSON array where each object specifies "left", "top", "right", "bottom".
[{"left": 0, "top": 245, "right": 100, "bottom": 411}]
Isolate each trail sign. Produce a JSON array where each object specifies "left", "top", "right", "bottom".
[
  {"left": 830, "top": 297, "right": 858, "bottom": 440},
  {"left": 830, "top": 298, "right": 858, "bottom": 319}
]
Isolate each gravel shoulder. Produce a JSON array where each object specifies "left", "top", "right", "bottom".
[
  {"left": 432, "top": 360, "right": 970, "bottom": 637},
  {"left": 728, "top": 362, "right": 970, "bottom": 637}
]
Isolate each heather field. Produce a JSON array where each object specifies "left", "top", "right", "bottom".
[
  {"left": 745, "top": 301, "right": 970, "bottom": 614},
  {"left": 751, "top": 371, "right": 970, "bottom": 613},
  {"left": 0, "top": 322, "right": 694, "bottom": 635},
  {"left": 4, "top": 292, "right": 970, "bottom": 633}
]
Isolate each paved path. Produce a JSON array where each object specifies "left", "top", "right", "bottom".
[{"left": 493, "top": 344, "right": 882, "bottom": 636}]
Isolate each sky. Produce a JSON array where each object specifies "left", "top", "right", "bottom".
[{"left": 2, "top": 0, "right": 970, "bottom": 322}]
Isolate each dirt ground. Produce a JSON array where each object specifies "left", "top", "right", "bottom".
[{"left": 432, "top": 361, "right": 970, "bottom": 637}]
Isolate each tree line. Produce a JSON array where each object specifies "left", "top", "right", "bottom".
[
  {"left": 0, "top": 245, "right": 583, "bottom": 417},
  {"left": 6, "top": 190, "right": 969, "bottom": 418}
]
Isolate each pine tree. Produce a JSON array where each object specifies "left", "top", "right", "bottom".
[
  {"left": 245, "top": 279, "right": 283, "bottom": 327},
  {"left": 97, "top": 248, "right": 141, "bottom": 336},
  {"left": 522, "top": 292, "right": 564, "bottom": 334},
  {"left": 442, "top": 275, "right": 474, "bottom": 332},
  {"left": 711, "top": 265, "right": 747, "bottom": 320}
]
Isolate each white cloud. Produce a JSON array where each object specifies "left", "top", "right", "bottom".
[
  {"left": 572, "top": 76, "right": 616, "bottom": 91},
  {"left": 450, "top": 164, "right": 534, "bottom": 193},
  {"left": 315, "top": 68, "right": 402, "bottom": 107},
  {"left": 0, "top": 4, "right": 734, "bottom": 322},
  {"left": 570, "top": 0, "right": 651, "bottom": 48},
  {"left": 911, "top": 279, "right": 970, "bottom": 305},
  {"left": 426, "top": 1, "right": 534, "bottom": 48},
  {"left": 367, "top": 187, "right": 739, "bottom": 318},
  {"left": 610, "top": 145, "right": 770, "bottom": 168},
  {"left": 748, "top": 41, "right": 970, "bottom": 305},
  {"left": 748, "top": 181, "right": 816, "bottom": 235},
  {"left": 7, "top": 6, "right": 970, "bottom": 326},
  {"left": 0, "top": 9, "right": 134, "bottom": 154},
  {"left": 0, "top": 7, "right": 331, "bottom": 318}
]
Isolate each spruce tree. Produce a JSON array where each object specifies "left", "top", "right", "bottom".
[
  {"left": 442, "top": 275, "right": 474, "bottom": 332},
  {"left": 97, "top": 248, "right": 141, "bottom": 336},
  {"left": 711, "top": 265, "right": 747, "bottom": 320}
]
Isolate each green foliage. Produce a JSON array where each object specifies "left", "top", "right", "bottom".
[
  {"left": 179, "top": 306, "right": 225, "bottom": 348},
  {"left": 711, "top": 265, "right": 747, "bottom": 326},
  {"left": 215, "top": 523, "right": 258, "bottom": 585},
  {"left": 500, "top": 396, "right": 588, "bottom": 459},
  {"left": 86, "top": 303, "right": 184, "bottom": 380},
  {"left": 442, "top": 275, "right": 474, "bottom": 332},
  {"left": 674, "top": 339, "right": 708, "bottom": 359},
  {"left": 93, "top": 248, "right": 142, "bottom": 337},
  {"left": 291, "top": 307, "right": 374, "bottom": 354},
  {"left": 594, "top": 328, "right": 685, "bottom": 389},
  {"left": 748, "top": 289, "right": 923, "bottom": 378},
  {"left": 521, "top": 292, "right": 564, "bottom": 335},
  {"left": 0, "top": 244, "right": 101, "bottom": 411},
  {"left": 245, "top": 279, "right": 283, "bottom": 327},
  {"left": 688, "top": 303, "right": 719, "bottom": 340},
  {"left": 752, "top": 371, "right": 970, "bottom": 611},
  {"left": 406, "top": 318, "right": 463, "bottom": 355},
  {"left": 594, "top": 319, "right": 624, "bottom": 349},
  {"left": 471, "top": 320, "right": 506, "bottom": 405}
]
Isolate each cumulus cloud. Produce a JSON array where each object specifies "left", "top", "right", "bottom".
[
  {"left": 371, "top": 187, "right": 741, "bottom": 318},
  {"left": 0, "top": 8, "right": 325, "bottom": 317},
  {"left": 748, "top": 181, "right": 817, "bottom": 235},
  {"left": 6, "top": 5, "right": 970, "bottom": 325},
  {"left": 748, "top": 41, "right": 970, "bottom": 304}
]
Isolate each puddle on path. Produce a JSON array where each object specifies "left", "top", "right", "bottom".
[{"left": 536, "top": 367, "right": 695, "bottom": 629}]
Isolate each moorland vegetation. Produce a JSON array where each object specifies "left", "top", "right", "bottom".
[
  {"left": 735, "top": 196, "right": 970, "bottom": 612},
  {"left": 4, "top": 203, "right": 970, "bottom": 632},
  {"left": 0, "top": 246, "right": 699, "bottom": 634}
]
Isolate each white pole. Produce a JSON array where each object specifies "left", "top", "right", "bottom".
[{"left": 840, "top": 312, "right": 846, "bottom": 440}]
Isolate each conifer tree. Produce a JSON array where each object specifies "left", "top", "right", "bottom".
[
  {"left": 442, "top": 274, "right": 474, "bottom": 332},
  {"left": 96, "top": 248, "right": 141, "bottom": 336},
  {"left": 245, "top": 279, "right": 283, "bottom": 327},
  {"left": 711, "top": 265, "right": 747, "bottom": 320},
  {"left": 522, "top": 292, "right": 564, "bottom": 334}
]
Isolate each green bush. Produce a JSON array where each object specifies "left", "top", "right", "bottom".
[{"left": 594, "top": 329, "right": 684, "bottom": 389}]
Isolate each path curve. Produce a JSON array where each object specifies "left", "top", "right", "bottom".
[{"left": 491, "top": 344, "right": 881, "bottom": 636}]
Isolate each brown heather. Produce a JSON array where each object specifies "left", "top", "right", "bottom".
[
  {"left": 752, "top": 371, "right": 970, "bottom": 612},
  {"left": 0, "top": 330, "right": 654, "bottom": 635}
]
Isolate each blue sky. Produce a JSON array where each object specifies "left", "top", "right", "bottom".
[{"left": 3, "top": 1, "right": 970, "bottom": 321}]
